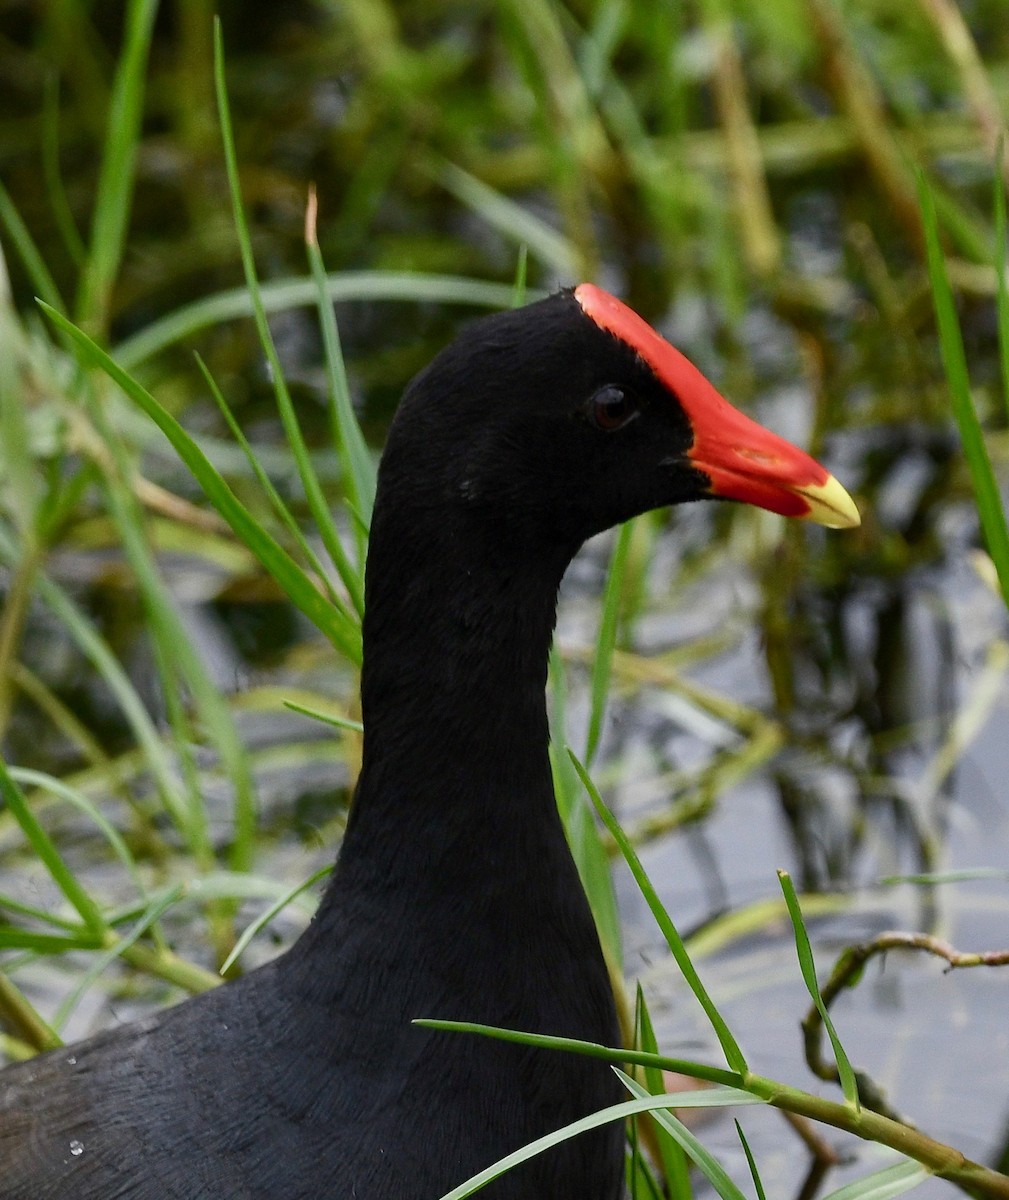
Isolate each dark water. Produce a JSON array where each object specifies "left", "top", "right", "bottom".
[{"left": 588, "top": 462, "right": 1009, "bottom": 1191}]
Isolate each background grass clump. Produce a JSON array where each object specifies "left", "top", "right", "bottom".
[{"left": 1, "top": 1, "right": 1008, "bottom": 1197}]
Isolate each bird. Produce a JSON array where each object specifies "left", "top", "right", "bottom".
[{"left": 0, "top": 284, "right": 858, "bottom": 1200}]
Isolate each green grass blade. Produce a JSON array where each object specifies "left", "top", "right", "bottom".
[
  {"left": 213, "top": 22, "right": 364, "bottom": 618},
  {"left": 0, "top": 758, "right": 107, "bottom": 939},
  {"left": 626, "top": 1146, "right": 667, "bottom": 1200},
  {"left": 585, "top": 519, "right": 633, "bottom": 765},
  {"left": 220, "top": 864, "right": 332, "bottom": 974},
  {"left": 995, "top": 148, "right": 1009, "bottom": 421},
  {"left": 194, "top": 353, "right": 344, "bottom": 609},
  {"left": 37, "top": 302, "right": 362, "bottom": 663},
  {"left": 430, "top": 157, "right": 578, "bottom": 277},
  {"left": 881, "top": 867, "right": 1009, "bottom": 885},
  {"left": 0, "top": 929, "right": 103, "bottom": 953},
  {"left": 113, "top": 273, "right": 535, "bottom": 372},
  {"left": 568, "top": 750, "right": 749, "bottom": 1074},
  {"left": 735, "top": 1120, "right": 766, "bottom": 1200},
  {"left": 619, "top": 1072, "right": 750, "bottom": 1200},
  {"left": 436, "top": 1086, "right": 758, "bottom": 1200},
  {"left": 512, "top": 245, "right": 528, "bottom": 308},
  {"left": 918, "top": 170, "right": 1009, "bottom": 608},
  {"left": 26, "top": 565, "right": 187, "bottom": 828},
  {"left": 147, "top": 628, "right": 211, "bottom": 860},
  {"left": 636, "top": 987, "right": 692, "bottom": 1195},
  {"left": 820, "top": 1159, "right": 930, "bottom": 1200},
  {"left": 305, "top": 189, "right": 376, "bottom": 542},
  {"left": 778, "top": 870, "right": 859, "bottom": 1110},
  {"left": 0, "top": 892, "right": 89, "bottom": 933},
  {"left": 413, "top": 1020, "right": 743, "bottom": 1089},
  {"left": 75, "top": 0, "right": 159, "bottom": 333},
  {"left": 0, "top": 972, "right": 60, "bottom": 1053},
  {"left": 53, "top": 885, "right": 183, "bottom": 1033},
  {"left": 549, "top": 651, "right": 622, "bottom": 964},
  {"left": 42, "top": 73, "right": 86, "bottom": 269},
  {"left": 87, "top": 396, "right": 257, "bottom": 871},
  {"left": 282, "top": 699, "right": 363, "bottom": 732},
  {"left": 0, "top": 181, "right": 65, "bottom": 312},
  {"left": 11, "top": 767, "right": 147, "bottom": 897}
]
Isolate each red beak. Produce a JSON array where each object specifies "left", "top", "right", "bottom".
[{"left": 574, "top": 284, "right": 860, "bottom": 529}]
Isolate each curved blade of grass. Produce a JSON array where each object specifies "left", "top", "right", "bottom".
[
  {"left": 9, "top": 577, "right": 185, "bottom": 828},
  {"left": 282, "top": 699, "right": 363, "bottom": 733},
  {"left": 42, "top": 73, "right": 86, "bottom": 270},
  {"left": 413, "top": 1020, "right": 742, "bottom": 1088},
  {"left": 778, "top": 869, "right": 859, "bottom": 1110},
  {"left": 305, "top": 188, "right": 376, "bottom": 541},
  {"left": 918, "top": 170, "right": 1009, "bottom": 608},
  {"left": 0, "top": 758, "right": 106, "bottom": 939},
  {"left": 881, "top": 867, "right": 1009, "bottom": 885},
  {"left": 628, "top": 1148, "right": 667, "bottom": 1200},
  {"left": 735, "top": 1120, "right": 766, "bottom": 1200},
  {"left": 0, "top": 893, "right": 88, "bottom": 933},
  {"left": 511, "top": 245, "right": 528, "bottom": 308},
  {"left": 585, "top": 519, "right": 634, "bottom": 765},
  {"left": 97, "top": 872, "right": 320, "bottom": 941},
  {"left": 568, "top": 749, "right": 748, "bottom": 1074},
  {"left": 0, "top": 929, "right": 103, "bottom": 952},
  {"left": 214, "top": 23, "right": 363, "bottom": 618},
  {"left": 220, "top": 864, "right": 332, "bottom": 974},
  {"left": 0, "top": 321, "right": 45, "bottom": 540},
  {"left": 619, "top": 1072, "right": 750, "bottom": 1200},
  {"left": 995, "top": 145, "right": 1009, "bottom": 420},
  {"left": 428, "top": 157, "right": 578, "bottom": 277},
  {"left": 113, "top": 273, "right": 540, "bottom": 372},
  {"left": 75, "top": 0, "right": 158, "bottom": 333},
  {"left": 548, "top": 651, "right": 621, "bottom": 964},
  {"left": 194, "top": 353, "right": 343, "bottom": 609},
  {"left": 416, "top": 1021, "right": 1009, "bottom": 1194},
  {"left": 53, "top": 884, "right": 183, "bottom": 1033},
  {"left": 89, "top": 397, "right": 256, "bottom": 871},
  {"left": 551, "top": 746, "right": 622, "bottom": 961},
  {"left": 26, "top": 565, "right": 186, "bottom": 827},
  {"left": 0, "top": 181, "right": 64, "bottom": 312},
  {"left": 821, "top": 1159, "right": 930, "bottom": 1200},
  {"left": 436, "top": 1086, "right": 758, "bottom": 1200},
  {"left": 0, "top": 971, "right": 60, "bottom": 1052},
  {"left": 636, "top": 986, "right": 692, "bottom": 1195},
  {"left": 37, "top": 302, "right": 362, "bottom": 663},
  {"left": 11, "top": 767, "right": 147, "bottom": 897}
]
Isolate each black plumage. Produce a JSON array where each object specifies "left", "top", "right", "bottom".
[{"left": 0, "top": 287, "right": 856, "bottom": 1199}]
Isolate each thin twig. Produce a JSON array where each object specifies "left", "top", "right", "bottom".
[{"left": 802, "top": 930, "right": 1009, "bottom": 1118}]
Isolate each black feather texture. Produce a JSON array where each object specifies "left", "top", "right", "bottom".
[{"left": 0, "top": 289, "right": 717, "bottom": 1200}]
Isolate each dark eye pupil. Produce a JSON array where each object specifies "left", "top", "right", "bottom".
[{"left": 591, "top": 386, "right": 638, "bottom": 431}]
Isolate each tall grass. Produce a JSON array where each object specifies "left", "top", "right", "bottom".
[{"left": 1, "top": 2, "right": 1008, "bottom": 1196}]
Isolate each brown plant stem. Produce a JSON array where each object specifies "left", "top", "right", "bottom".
[
  {"left": 701, "top": 0, "right": 781, "bottom": 279},
  {"left": 807, "top": 0, "right": 923, "bottom": 248},
  {"left": 803, "top": 931, "right": 1009, "bottom": 1085},
  {"left": 916, "top": 0, "right": 1009, "bottom": 190}
]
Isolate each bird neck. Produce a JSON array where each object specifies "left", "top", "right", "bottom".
[{"left": 351, "top": 512, "right": 570, "bottom": 845}]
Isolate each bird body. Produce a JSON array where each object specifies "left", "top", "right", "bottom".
[{"left": 0, "top": 287, "right": 857, "bottom": 1199}]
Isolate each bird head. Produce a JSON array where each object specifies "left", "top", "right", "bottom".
[{"left": 382, "top": 286, "right": 859, "bottom": 552}]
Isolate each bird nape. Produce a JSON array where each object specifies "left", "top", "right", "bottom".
[{"left": 0, "top": 286, "right": 858, "bottom": 1200}]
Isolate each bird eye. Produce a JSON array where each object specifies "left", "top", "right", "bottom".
[{"left": 588, "top": 385, "right": 640, "bottom": 432}]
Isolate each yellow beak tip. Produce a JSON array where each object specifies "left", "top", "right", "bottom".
[{"left": 795, "top": 474, "right": 861, "bottom": 530}]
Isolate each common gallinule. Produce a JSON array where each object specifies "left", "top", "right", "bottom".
[{"left": 0, "top": 285, "right": 857, "bottom": 1200}]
